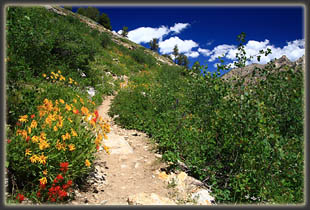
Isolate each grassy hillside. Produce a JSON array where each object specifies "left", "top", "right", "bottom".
[{"left": 5, "top": 6, "right": 304, "bottom": 205}]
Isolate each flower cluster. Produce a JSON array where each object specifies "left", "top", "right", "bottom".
[
  {"left": 36, "top": 163, "right": 73, "bottom": 203},
  {"left": 9, "top": 87, "right": 110, "bottom": 203},
  {"left": 42, "top": 70, "right": 78, "bottom": 86}
]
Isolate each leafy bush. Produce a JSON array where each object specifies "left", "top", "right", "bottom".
[
  {"left": 100, "top": 32, "right": 112, "bottom": 48},
  {"left": 110, "top": 47, "right": 304, "bottom": 203},
  {"left": 130, "top": 48, "right": 156, "bottom": 67},
  {"left": 6, "top": 72, "right": 111, "bottom": 203}
]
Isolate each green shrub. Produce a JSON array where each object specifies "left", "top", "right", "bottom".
[
  {"left": 130, "top": 48, "right": 156, "bottom": 67},
  {"left": 110, "top": 54, "right": 304, "bottom": 204}
]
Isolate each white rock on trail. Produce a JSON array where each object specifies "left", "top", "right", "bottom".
[{"left": 104, "top": 133, "right": 133, "bottom": 154}]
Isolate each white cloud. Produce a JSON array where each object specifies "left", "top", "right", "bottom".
[
  {"left": 198, "top": 48, "right": 212, "bottom": 56},
  {"left": 126, "top": 22, "right": 190, "bottom": 44},
  {"left": 158, "top": 36, "right": 198, "bottom": 54},
  {"left": 207, "top": 39, "right": 305, "bottom": 65},
  {"left": 208, "top": 44, "right": 236, "bottom": 62},
  {"left": 127, "top": 25, "right": 170, "bottom": 44},
  {"left": 170, "top": 23, "right": 190, "bottom": 34},
  {"left": 185, "top": 51, "right": 199, "bottom": 58}
]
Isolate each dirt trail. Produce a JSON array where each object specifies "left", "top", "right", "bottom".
[
  {"left": 69, "top": 80, "right": 215, "bottom": 205},
  {"left": 69, "top": 95, "right": 177, "bottom": 205}
]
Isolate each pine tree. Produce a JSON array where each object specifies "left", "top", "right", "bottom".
[
  {"left": 98, "top": 12, "right": 112, "bottom": 30},
  {"left": 149, "top": 38, "right": 159, "bottom": 52},
  {"left": 121, "top": 26, "right": 128, "bottom": 37},
  {"left": 173, "top": 45, "right": 179, "bottom": 64}
]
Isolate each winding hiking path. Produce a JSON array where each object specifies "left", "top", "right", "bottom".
[{"left": 69, "top": 88, "right": 215, "bottom": 206}]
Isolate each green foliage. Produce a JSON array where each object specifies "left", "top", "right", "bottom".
[
  {"left": 149, "top": 38, "right": 159, "bottom": 52},
  {"left": 98, "top": 12, "right": 112, "bottom": 30},
  {"left": 109, "top": 34, "right": 304, "bottom": 204},
  {"left": 100, "top": 32, "right": 112, "bottom": 48},
  {"left": 77, "top": 7, "right": 99, "bottom": 22},
  {"left": 63, "top": 6, "right": 72, "bottom": 11},
  {"left": 130, "top": 48, "right": 156, "bottom": 67},
  {"left": 121, "top": 26, "right": 128, "bottom": 37}
]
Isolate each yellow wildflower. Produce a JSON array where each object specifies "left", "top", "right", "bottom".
[
  {"left": 56, "top": 140, "right": 63, "bottom": 151},
  {"left": 18, "top": 115, "right": 28, "bottom": 123},
  {"left": 69, "top": 77, "right": 73, "bottom": 84},
  {"left": 59, "top": 75, "right": 65, "bottom": 81},
  {"left": 51, "top": 75, "right": 54, "bottom": 79},
  {"left": 53, "top": 125, "right": 58, "bottom": 132},
  {"left": 39, "top": 177, "right": 47, "bottom": 185},
  {"left": 80, "top": 98, "right": 84, "bottom": 104},
  {"left": 89, "top": 119, "right": 96, "bottom": 127},
  {"left": 74, "top": 82, "right": 78, "bottom": 85},
  {"left": 68, "top": 118, "right": 72, "bottom": 123},
  {"left": 21, "top": 130, "right": 28, "bottom": 139},
  {"left": 58, "top": 70, "right": 61, "bottom": 74},
  {"left": 59, "top": 99, "right": 64, "bottom": 104},
  {"left": 30, "top": 120, "right": 37, "bottom": 129},
  {"left": 81, "top": 106, "right": 89, "bottom": 115},
  {"left": 73, "top": 98, "right": 77, "bottom": 104},
  {"left": 39, "top": 139, "right": 50, "bottom": 150},
  {"left": 85, "top": 159, "right": 91, "bottom": 167},
  {"left": 43, "top": 170, "right": 48, "bottom": 175},
  {"left": 27, "top": 127, "right": 31, "bottom": 135},
  {"left": 65, "top": 104, "right": 72, "bottom": 111},
  {"left": 38, "top": 153, "right": 47, "bottom": 165},
  {"left": 40, "top": 132, "right": 46, "bottom": 140},
  {"left": 30, "top": 154, "right": 39, "bottom": 163},
  {"left": 42, "top": 73, "right": 47, "bottom": 78},
  {"left": 95, "top": 134, "right": 103, "bottom": 144},
  {"left": 104, "top": 145, "right": 110, "bottom": 154},
  {"left": 57, "top": 117, "right": 63, "bottom": 128},
  {"left": 68, "top": 144, "right": 75, "bottom": 151},
  {"left": 103, "top": 133, "right": 108, "bottom": 140},
  {"left": 71, "top": 128, "right": 78, "bottom": 137},
  {"left": 62, "top": 133, "right": 71, "bottom": 141},
  {"left": 32, "top": 136, "right": 39, "bottom": 143},
  {"left": 25, "top": 148, "right": 32, "bottom": 156}
]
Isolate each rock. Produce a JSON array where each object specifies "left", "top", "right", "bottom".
[
  {"left": 155, "top": 154, "right": 162, "bottom": 158},
  {"left": 134, "top": 162, "right": 140, "bottom": 168},
  {"left": 100, "top": 200, "right": 108, "bottom": 205},
  {"left": 104, "top": 133, "right": 133, "bottom": 154},
  {"left": 191, "top": 189, "right": 215, "bottom": 205},
  {"left": 158, "top": 171, "right": 169, "bottom": 180},
  {"left": 127, "top": 193, "right": 176, "bottom": 205}
]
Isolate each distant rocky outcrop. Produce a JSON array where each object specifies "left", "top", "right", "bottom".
[{"left": 221, "top": 55, "right": 305, "bottom": 85}]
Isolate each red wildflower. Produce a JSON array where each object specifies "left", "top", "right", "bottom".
[
  {"left": 31, "top": 114, "right": 35, "bottom": 119},
  {"left": 73, "top": 109, "right": 79, "bottom": 114},
  {"left": 16, "top": 193, "right": 25, "bottom": 203},
  {"left": 94, "top": 110, "right": 99, "bottom": 118},
  {"left": 58, "top": 189, "right": 67, "bottom": 199},
  {"left": 53, "top": 178, "right": 58, "bottom": 184},
  {"left": 37, "top": 191, "right": 41, "bottom": 198},
  {"left": 56, "top": 174, "right": 64, "bottom": 181},
  {"left": 67, "top": 180, "right": 72, "bottom": 186},
  {"left": 7, "top": 139, "right": 11, "bottom": 143},
  {"left": 96, "top": 145, "right": 99, "bottom": 151},
  {"left": 26, "top": 136, "right": 30, "bottom": 142},
  {"left": 40, "top": 183, "right": 46, "bottom": 190},
  {"left": 60, "top": 162, "right": 69, "bottom": 172},
  {"left": 16, "top": 122, "right": 21, "bottom": 126},
  {"left": 62, "top": 184, "right": 69, "bottom": 190}
]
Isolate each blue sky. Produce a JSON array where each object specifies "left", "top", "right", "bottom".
[{"left": 71, "top": 6, "right": 304, "bottom": 72}]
